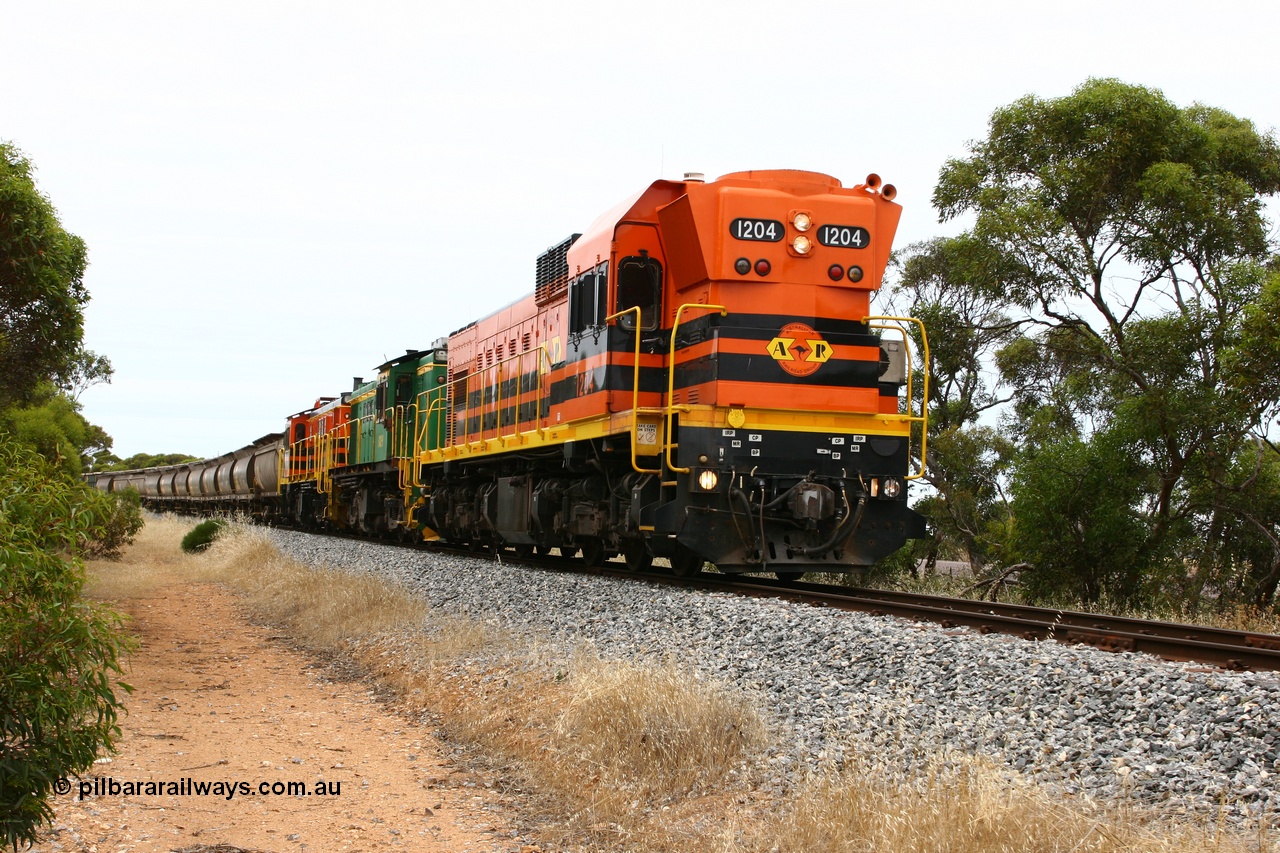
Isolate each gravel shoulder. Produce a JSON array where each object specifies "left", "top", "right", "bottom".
[
  {"left": 33, "top": 577, "right": 531, "bottom": 853},
  {"left": 263, "top": 529, "right": 1280, "bottom": 826}
]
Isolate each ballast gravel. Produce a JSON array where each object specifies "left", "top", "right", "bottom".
[{"left": 263, "top": 529, "right": 1279, "bottom": 822}]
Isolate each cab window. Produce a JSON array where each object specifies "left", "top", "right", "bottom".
[
  {"left": 569, "top": 272, "right": 592, "bottom": 335},
  {"left": 615, "top": 254, "right": 661, "bottom": 331},
  {"left": 569, "top": 265, "right": 610, "bottom": 335}
]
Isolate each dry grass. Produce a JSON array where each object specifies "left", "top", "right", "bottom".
[
  {"left": 554, "top": 660, "right": 767, "bottom": 799},
  {"left": 89, "top": 516, "right": 1275, "bottom": 853},
  {"left": 194, "top": 523, "right": 429, "bottom": 648},
  {"left": 84, "top": 514, "right": 219, "bottom": 599},
  {"left": 744, "top": 755, "right": 1272, "bottom": 853}
]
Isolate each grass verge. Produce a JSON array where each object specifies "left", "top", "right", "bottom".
[{"left": 86, "top": 516, "right": 1275, "bottom": 852}]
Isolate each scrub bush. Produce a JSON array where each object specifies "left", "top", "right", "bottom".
[
  {"left": 180, "top": 518, "right": 226, "bottom": 553},
  {"left": 0, "top": 440, "right": 134, "bottom": 849}
]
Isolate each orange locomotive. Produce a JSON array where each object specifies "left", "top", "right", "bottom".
[
  {"left": 98, "top": 169, "right": 928, "bottom": 578},
  {"left": 418, "top": 169, "right": 928, "bottom": 576}
]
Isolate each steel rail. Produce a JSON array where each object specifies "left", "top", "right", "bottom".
[
  {"left": 686, "top": 574, "right": 1280, "bottom": 672},
  {"left": 202, "top": 518, "right": 1280, "bottom": 672}
]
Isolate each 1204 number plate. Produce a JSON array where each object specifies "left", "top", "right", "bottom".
[
  {"left": 730, "top": 218, "right": 784, "bottom": 242},
  {"left": 817, "top": 224, "right": 871, "bottom": 249}
]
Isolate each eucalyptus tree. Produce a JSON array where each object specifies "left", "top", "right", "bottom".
[
  {"left": 0, "top": 142, "right": 92, "bottom": 408},
  {"left": 933, "top": 78, "right": 1280, "bottom": 604},
  {"left": 888, "top": 236, "right": 1022, "bottom": 576},
  {"left": 0, "top": 143, "right": 138, "bottom": 847}
]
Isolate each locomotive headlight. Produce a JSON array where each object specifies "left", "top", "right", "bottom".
[
  {"left": 881, "top": 477, "right": 903, "bottom": 499},
  {"left": 697, "top": 469, "right": 719, "bottom": 492},
  {"left": 792, "top": 212, "right": 812, "bottom": 231},
  {"left": 792, "top": 235, "right": 813, "bottom": 255}
]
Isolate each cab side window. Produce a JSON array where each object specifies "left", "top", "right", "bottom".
[
  {"left": 615, "top": 254, "right": 661, "bottom": 331},
  {"left": 569, "top": 263, "right": 611, "bottom": 335},
  {"left": 569, "top": 272, "right": 592, "bottom": 335}
]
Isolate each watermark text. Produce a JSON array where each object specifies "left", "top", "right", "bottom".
[{"left": 55, "top": 776, "right": 341, "bottom": 801}]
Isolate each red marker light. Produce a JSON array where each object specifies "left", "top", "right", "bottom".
[
  {"left": 828, "top": 264, "right": 844, "bottom": 281},
  {"left": 754, "top": 259, "right": 771, "bottom": 276}
]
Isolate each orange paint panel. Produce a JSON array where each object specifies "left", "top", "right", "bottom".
[
  {"left": 606, "top": 390, "right": 664, "bottom": 411},
  {"left": 650, "top": 170, "right": 901, "bottom": 298},
  {"left": 556, "top": 390, "right": 610, "bottom": 423},
  {"left": 711, "top": 380, "right": 881, "bottom": 414}
]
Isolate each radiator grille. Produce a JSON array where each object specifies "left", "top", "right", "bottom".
[{"left": 535, "top": 233, "right": 581, "bottom": 306}]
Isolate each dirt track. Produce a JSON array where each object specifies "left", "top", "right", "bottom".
[{"left": 33, "top": 580, "right": 536, "bottom": 853}]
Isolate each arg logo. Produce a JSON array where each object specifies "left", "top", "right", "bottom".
[{"left": 766, "top": 322, "right": 832, "bottom": 377}]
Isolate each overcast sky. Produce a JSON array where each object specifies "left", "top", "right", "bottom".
[{"left": 4, "top": 1, "right": 1277, "bottom": 459}]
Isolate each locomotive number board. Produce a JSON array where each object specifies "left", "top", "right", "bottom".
[
  {"left": 730, "top": 218, "right": 784, "bottom": 242},
  {"left": 816, "top": 224, "right": 871, "bottom": 249}
]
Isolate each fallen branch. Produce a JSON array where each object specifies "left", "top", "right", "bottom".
[{"left": 962, "top": 563, "right": 1031, "bottom": 601}]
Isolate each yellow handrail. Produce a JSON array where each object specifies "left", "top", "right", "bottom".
[
  {"left": 433, "top": 344, "right": 552, "bottom": 452},
  {"left": 396, "top": 400, "right": 425, "bottom": 490},
  {"left": 411, "top": 391, "right": 437, "bottom": 487},
  {"left": 863, "top": 315, "right": 930, "bottom": 480},
  {"left": 605, "top": 305, "right": 663, "bottom": 475},
  {"left": 394, "top": 405, "right": 406, "bottom": 490},
  {"left": 665, "top": 303, "right": 727, "bottom": 474},
  {"left": 317, "top": 432, "right": 328, "bottom": 494},
  {"left": 420, "top": 393, "right": 448, "bottom": 458}
]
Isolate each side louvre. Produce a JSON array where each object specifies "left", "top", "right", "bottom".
[{"left": 534, "top": 233, "right": 581, "bottom": 306}]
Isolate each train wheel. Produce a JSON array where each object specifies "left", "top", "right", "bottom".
[
  {"left": 670, "top": 544, "right": 704, "bottom": 578},
  {"left": 623, "top": 538, "right": 653, "bottom": 572},
  {"left": 579, "top": 538, "right": 606, "bottom": 568}
]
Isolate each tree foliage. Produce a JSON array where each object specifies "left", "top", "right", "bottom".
[
  {"left": 887, "top": 238, "right": 1020, "bottom": 575},
  {"left": 57, "top": 349, "right": 113, "bottom": 404},
  {"left": 0, "top": 143, "right": 91, "bottom": 409},
  {"left": 0, "top": 439, "right": 136, "bottom": 849},
  {"left": 0, "top": 141, "right": 139, "bottom": 849},
  {"left": 0, "top": 384, "right": 114, "bottom": 477},
  {"left": 95, "top": 451, "right": 200, "bottom": 472},
  {"left": 902, "top": 79, "right": 1280, "bottom": 607}
]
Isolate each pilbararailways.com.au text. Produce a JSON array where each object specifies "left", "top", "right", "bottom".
[{"left": 63, "top": 777, "right": 342, "bottom": 801}]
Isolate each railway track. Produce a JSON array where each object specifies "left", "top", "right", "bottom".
[
  {"left": 704, "top": 575, "right": 1280, "bottom": 672},
  {"left": 255, "top": 521, "right": 1280, "bottom": 672},
  {"left": 504, "top": 550, "right": 1280, "bottom": 672},
  {"left": 258, "top": 524, "right": 1280, "bottom": 821}
]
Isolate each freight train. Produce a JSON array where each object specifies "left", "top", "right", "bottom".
[{"left": 92, "top": 169, "right": 930, "bottom": 578}]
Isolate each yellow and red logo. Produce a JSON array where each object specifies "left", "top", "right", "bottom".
[{"left": 766, "top": 322, "right": 832, "bottom": 377}]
